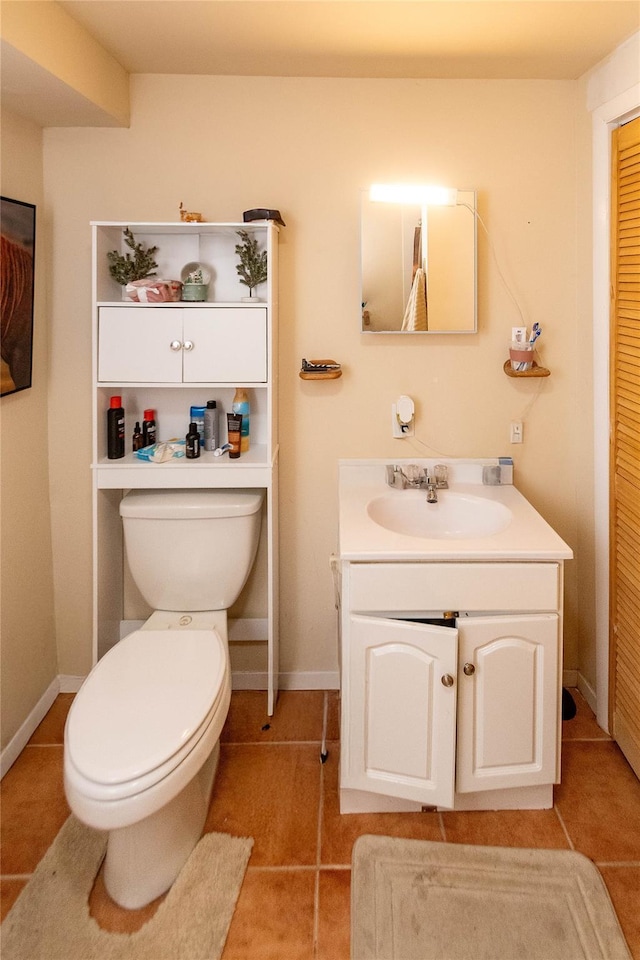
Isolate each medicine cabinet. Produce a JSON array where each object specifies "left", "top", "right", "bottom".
[
  {"left": 361, "top": 189, "right": 477, "bottom": 334},
  {"left": 91, "top": 221, "right": 280, "bottom": 713}
]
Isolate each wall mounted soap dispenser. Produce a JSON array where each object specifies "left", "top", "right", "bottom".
[{"left": 392, "top": 395, "right": 415, "bottom": 438}]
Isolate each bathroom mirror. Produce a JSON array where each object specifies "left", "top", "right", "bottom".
[{"left": 361, "top": 189, "right": 477, "bottom": 334}]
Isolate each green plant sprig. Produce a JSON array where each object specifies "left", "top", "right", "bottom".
[
  {"left": 235, "top": 230, "right": 267, "bottom": 295},
  {"left": 107, "top": 227, "right": 159, "bottom": 285}
]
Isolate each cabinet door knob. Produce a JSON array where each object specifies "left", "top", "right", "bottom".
[
  {"left": 441, "top": 673, "right": 455, "bottom": 687},
  {"left": 183, "top": 340, "right": 194, "bottom": 351},
  {"left": 170, "top": 340, "right": 182, "bottom": 351},
  {"left": 463, "top": 662, "right": 476, "bottom": 676}
]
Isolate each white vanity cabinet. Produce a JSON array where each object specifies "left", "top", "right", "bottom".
[
  {"left": 91, "top": 221, "right": 279, "bottom": 712},
  {"left": 340, "top": 561, "right": 563, "bottom": 812}
]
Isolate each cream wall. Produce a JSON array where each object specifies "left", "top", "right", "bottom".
[
  {"left": 1, "top": 108, "right": 58, "bottom": 751},
  {"left": 43, "top": 75, "right": 591, "bottom": 681}
]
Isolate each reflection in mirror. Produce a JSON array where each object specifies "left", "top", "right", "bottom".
[{"left": 361, "top": 189, "right": 477, "bottom": 334}]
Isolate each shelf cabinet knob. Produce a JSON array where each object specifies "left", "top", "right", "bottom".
[
  {"left": 183, "top": 340, "right": 194, "bottom": 351},
  {"left": 170, "top": 339, "right": 182, "bottom": 351},
  {"left": 441, "top": 673, "right": 455, "bottom": 688},
  {"left": 463, "top": 662, "right": 476, "bottom": 676}
]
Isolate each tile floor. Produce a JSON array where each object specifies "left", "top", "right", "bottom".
[{"left": 1, "top": 688, "right": 639, "bottom": 959}]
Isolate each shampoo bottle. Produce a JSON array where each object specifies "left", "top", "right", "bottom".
[
  {"left": 107, "top": 396, "right": 125, "bottom": 459},
  {"left": 232, "top": 388, "right": 250, "bottom": 453},
  {"left": 204, "top": 400, "right": 218, "bottom": 452}
]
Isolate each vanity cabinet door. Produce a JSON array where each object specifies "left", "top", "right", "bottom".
[
  {"left": 98, "top": 308, "right": 183, "bottom": 382},
  {"left": 345, "top": 615, "right": 457, "bottom": 808},
  {"left": 455, "top": 615, "right": 559, "bottom": 794},
  {"left": 182, "top": 308, "right": 267, "bottom": 383}
]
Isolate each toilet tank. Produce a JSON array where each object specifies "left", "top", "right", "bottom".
[{"left": 120, "top": 489, "right": 264, "bottom": 611}]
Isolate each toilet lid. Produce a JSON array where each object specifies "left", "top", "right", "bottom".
[{"left": 66, "top": 629, "right": 226, "bottom": 786}]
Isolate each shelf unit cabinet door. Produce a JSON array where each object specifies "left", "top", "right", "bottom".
[
  {"left": 346, "top": 615, "right": 457, "bottom": 807},
  {"left": 456, "top": 614, "right": 559, "bottom": 794},
  {"left": 183, "top": 309, "right": 267, "bottom": 383},
  {"left": 98, "top": 308, "right": 182, "bottom": 382}
]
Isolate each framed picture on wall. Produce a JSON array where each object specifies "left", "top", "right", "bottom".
[{"left": 1, "top": 196, "right": 36, "bottom": 397}]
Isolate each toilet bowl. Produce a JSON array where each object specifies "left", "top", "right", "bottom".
[{"left": 63, "top": 488, "right": 263, "bottom": 909}]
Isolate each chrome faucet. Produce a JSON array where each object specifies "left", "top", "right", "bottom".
[
  {"left": 385, "top": 463, "right": 448, "bottom": 501},
  {"left": 425, "top": 475, "right": 439, "bottom": 503}
]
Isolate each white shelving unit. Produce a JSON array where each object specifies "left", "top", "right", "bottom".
[{"left": 91, "top": 221, "right": 280, "bottom": 713}]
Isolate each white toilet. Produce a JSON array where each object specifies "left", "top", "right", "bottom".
[{"left": 63, "top": 488, "right": 263, "bottom": 909}]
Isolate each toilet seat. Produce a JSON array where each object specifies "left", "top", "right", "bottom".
[{"left": 65, "top": 628, "right": 227, "bottom": 801}]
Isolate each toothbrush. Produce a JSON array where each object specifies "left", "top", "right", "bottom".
[{"left": 517, "top": 323, "right": 541, "bottom": 370}]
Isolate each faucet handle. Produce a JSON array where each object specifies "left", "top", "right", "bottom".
[
  {"left": 434, "top": 464, "right": 449, "bottom": 488},
  {"left": 386, "top": 464, "right": 405, "bottom": 488},
  {"left": 404, "top": 464, "right": 423, "bottom": 486}
]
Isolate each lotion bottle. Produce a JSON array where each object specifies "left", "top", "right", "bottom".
[{"left": 232, "top": 388, "right": 250, "bottom": 453}]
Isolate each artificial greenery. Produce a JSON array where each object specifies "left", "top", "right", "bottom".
[
  {"left": 107, "top": 227, "right": 159, "bottom": 285},
  {"left": 235, "top": 230, "right": 267, "bottom": 295}
]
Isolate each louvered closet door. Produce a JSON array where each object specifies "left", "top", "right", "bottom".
[{"left": 610, "top": 115, "right": 640, "bottom": 778}]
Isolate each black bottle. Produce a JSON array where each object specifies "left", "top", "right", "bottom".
[
  {"left": 142, "top": 408, "right": 156, "bottom": 447},
  {"left": 132, "top": 421, "right": 144, "bottom": 451},
  {"left": 186, "top": 421, "right": 200, "bottom": 459},
  {"left": 107, "top": 396, "right": 125, "bottom": 459}
]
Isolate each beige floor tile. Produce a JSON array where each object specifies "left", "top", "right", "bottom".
[
  {"left": 599, "top": 865, "right": 640, "bottom": 960},
  {"left": 205, "top": 743, "right": 321, "bottom": 866},
  {"left": 556, "top": 740, "right": 640, "bottom": 861},
  {"left": 317, "top": 869, "right": 351, "bottom": 960},
  {"left": 0, "top": 878, "right": 28, "bottom": 923},
  {"left": 222, "top": 690, "right": 327, "bottom": 743},
  {"left": 441, "top": 808, "right": 571, "bottom": 849},
  {"left": 320, "top": 745, "right": 443, "bottom": 866},
  {"left": 0, "top": 746, "right": 70, "bottom": 874},
  {"left": 562, "top": 689, "right": 611, "bottom": 742},
  {"left": 222, "top": 868, "right": 315, "bottom": 960},
  {"left": 27, "top": 693, "right": 75, "bottom": 745}
]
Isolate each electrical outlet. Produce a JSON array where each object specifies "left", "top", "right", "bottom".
[{"left": 510, "top": 421, "right": 523, "bottom": 444}]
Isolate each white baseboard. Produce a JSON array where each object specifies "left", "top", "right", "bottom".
[
  {"left": 577, "top": 671, "right": 599, "bottom": 722},
  {"left": 59, "top": 675, "right": 86, "bottom": 693},
  {"left": 232, "top": 670, "right": 340, "bottom": 691},
  {"left": 0, "top": 677, "right": 60, "bottom": 779}
]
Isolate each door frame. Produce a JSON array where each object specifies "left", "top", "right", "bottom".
[{"left": 591, "top": 56, "right": 640, "bottom": 733}]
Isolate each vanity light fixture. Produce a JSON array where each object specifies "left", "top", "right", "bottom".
[{"left": 369, "top": 184, "right": 458, "bottom": 206}]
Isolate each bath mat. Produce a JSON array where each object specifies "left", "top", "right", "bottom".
[
  {"left": 1, "top": 815, "right": 253, "bottom": 960},
  {"left": 352, "top": 835, "right": 631, "bottom": 960}
]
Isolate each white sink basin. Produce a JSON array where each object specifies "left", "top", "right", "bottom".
[{"left": 367, "top": 490, "right": 513, "bottom": 540}]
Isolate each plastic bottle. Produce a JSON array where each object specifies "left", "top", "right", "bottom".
[
  {"left": 132, "top": 421, "right": 144, "bottom": 451},
  {"left": 204, "top": 400, "right": 218, "bottom": 452},
  {"left": 186, "top": 421, "right": 200, "bottom": 459},
  {"left": 107, "top": 396, "right": 125, "bottom": 459},
  {"left": 232, "top": 388, "right": 250, "bottom": 453},
  {"left": 142, "top": 409, "right": 156, "bottom": 447},
  {"left": 190, "top": 405, "right": 205, "bottom": 447}
]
